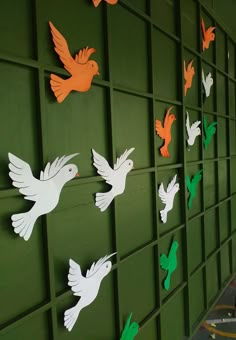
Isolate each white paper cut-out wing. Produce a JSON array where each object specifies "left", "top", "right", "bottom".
[
  {"left": 158, "top": 183, "right": 167, "bottom": 204},
  {"left": 186, "top": 111, "right": 191, "bottom": 136},
  {"left": 68, "top": 259, "right": 87, "bottom": 297},
  {"left": 92, "top": 149, "right": 114, "bottom": 185},
  {"left": 8, "top": 153, "right": 41, "bottom": 202},
  {"left": 167, "top": 174, "right": 177, "bottom": 192},
  {"left": 40, "top": 153, "right": 79, "bottom": 180},
  {"left": 86, "top": 253, "right": 116, "bottom": 277},
  {"left": 114, "top": 148, "right": 135, "bottom": 170}
]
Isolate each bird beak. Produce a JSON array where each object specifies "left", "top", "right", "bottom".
[
  {"left": 75, "top": 173, "right": 80, "bottom": 177},
  {"left": 96, "top": 71, "right": 100, "bottom": 75}
]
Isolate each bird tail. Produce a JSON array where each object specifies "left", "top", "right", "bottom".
[
  {"left": 50, "top": 74, "right": 71, "bottom": 103},
  {"left": 64, "top": 303, "right": 81, "bottom": 332},
  {"left": 164, "top": 271, "right": 171, "bottom": 291},
  {"left": 92, "top": 0, "right": 102, "bottom": 6},
  {"left": 188, "top": 195, "right": 193, "bottom": 209},
  {"left": 160, "top": 209, "right": 167, "bottom": 223},
  {"left": 160, "top": 145, "right": 170, "bottom": 157},
  {"left": 95, "top": 191, "right": 114, "bottom": 212},
  {"left": 11, "top": 211, "right": 37, "bottom": 241}
]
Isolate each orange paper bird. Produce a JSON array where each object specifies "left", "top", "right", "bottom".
[
  {"left": 184, "top": 60, "right": 195, "bottom": 96},
  {"left": 92, "top": 0, "right": 118, "bottom": 7},
  {"left": 49, "top": 21, "right": 99, "bottom": 103},
  {"left": 201, "top": 17, "right": 215, "bottom": 51},
  {"left": 155, "top": 106, "right": 176, "bottom": 158}
]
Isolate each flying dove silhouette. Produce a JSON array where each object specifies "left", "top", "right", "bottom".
[
  {"left": 160, "top": 240, "right": 179, "bottom": 290},
  {"left": 158, "top": 174, "right": 180, "bottom": 223},
  {"left": 186, "top": 169, "right": 203, "bottom": 209},
  {"left": 201, "top": 17, "right": 215, "bottom": 51},
  {"left": 186, "top": 111, "right": 201, "bottom": 147},
  {"left": 49, "top": 21, "right": 99, "bottom": 103},
  {"left": 155, "top": 106, "right": 176, "bottom": 157},
  {"left": 92, "top": 0, "right": 118, "bottom": 6},
  {"left": 92, "top": 148, "right": 134, "bottom": 211},
  {"left": 202, "top": 69, "right": 213, "bottom": 98},
  {"left": 203, "top": 116, "right": 217, "bottom": 149},
  {"left": 64, "top": 253, "right": 116, "bottom": 331},
  {"left": 120, "top": 313, "right": 139, "bottom": 340},
  {"left": 184, "top": 60, "right": 195, "bottom": 96},
  {"left": 8, "top": 153, "right": 79, "bottom": 240}
]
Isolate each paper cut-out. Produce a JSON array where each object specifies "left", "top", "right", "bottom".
[
  {"left": 201, "top": 17, "right": 215, "bottom": 51},
  {"left": 158, "top": 174, "right": 179, "bottom": 223},
  {"left": 92, "top": 0, "right": 118, "bottom": 7},
  {"left": 186, "top": 111, "right": 201, "bottom": 147},
  {"left": 120, "top": 313, "right": 139, "bottom": 340},
  {"left": 64, "top": 253, "right": 116, "bottom": 331},
  {"left": 203, "top": 116, "right": 217, "bottom": 149},
  {"left": 49, "top": 21, "right": 99, "bottom": 103},
  {"left": 184, "top": 60, "right": 195, "bottom": 96},
  {"left": 160, "top": 240, "right": 178, "bottom": 291},
  {"left": 155, "top": 106, "right": 176, "bottom": 158},
  {"left": 8, "top": 153, "right": 79, "bottom": 240},
  {"left": 186, "top": 170, "right": 203, "bottom": 209},
  {"left": 202, "top": 69, "right": 213, "bottom": 98},
  {"left": 92, "top": 148, "right": 134, "bottom": 211}
]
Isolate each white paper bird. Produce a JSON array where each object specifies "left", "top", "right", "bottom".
[
  {"left": 158, "top": 174, "right": 179, "bottom": 223},
  {"left": 186, "top": 111, "right": 201, "bottom": 146},
  {"left": 92, "top": 148, "right": 134, "bottom": 212},
  {"left": 64, "top": 253, "right": 116, "bottom": 331},
  {"left": 8, "top": 153, "right": 79, "bottom": 240},
  {"left": 202, "top": 69, "right": 213, "bottom": 97}
]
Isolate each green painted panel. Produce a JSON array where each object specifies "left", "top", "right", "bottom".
[
  {"left": 206, "top": 255, "right": 219, "bottom": 304},
  {"left": 216, "top": 28, "right": 227, "bottom": 72},
  {"left": 126, "top": 0, "right": 148, "bottom": 13},
  {"left": 152, "top": 0, "right": 177, "bottom": 35},
  {"left": 217, "top": 73, "right": 227, "bottom": 115},
  {"left": 232, "top": 235, "right": 236, "bottom": 272},
  {"left": 231, "top": 158, "right": 236, "bottom": 193},
  {"left": 116, "top": 173, "right": 154, "bottom": 256},
  {"left": 221, "top": 243, "right": 231, "bottom": 285},
  {"left": 218, "top": 160, "right": 229, "bottom": 200},
  {"left": 219, "top": 201, "right": 230, "bottom": 242},
  {"left": 135, "top": 319, "right": 158, "bottom": 340},
  {"left": 188, "top": 217, "right": 203, "bottom": 273},
  {"left": 189, "top": 270, "right": 205, "bottom": 328},
  {"left": 228, "top": 40, "right": 235, "bottom": 78},
  {"left": 230, "top": 119, "right": 236, "bottom": 154},
  {"left": 229, "top": 81, "right": 236, "bottom": 117},
  {"left": 217, "top": 117, "right": 228, "bottom": 157},
  {"left": 205, "top": 208, "right": 218, "bottom": 256},
  {"left": 231, "top": 196, "right": 236, "bottom": 230},
  {"left": 204, "top": 162, "right": 217, "bottom": 208},
  {"left": 182, "top": 0, "right": 198, "bottom": 50}
]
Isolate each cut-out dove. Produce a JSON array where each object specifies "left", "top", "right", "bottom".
[
  {"left": 158, "top": 174, "right": 179, "bottom": 223},
  {"left": 92, "top": 0, "right": 118, "bottom": 6},
  {"left": 92, "top": 148, "right": 134, "bottom": 211},
  {"left": 120, "top": 313, "right": 139, "bottom": 340},
  {"left": 186, "top": 111, "right": 201, "bottom": 147},
  {"left": 202, "top": 69, "right": 213, "bottom": 98},
  {"left": 8, "top": 153, "right": 79, "bottom": 240},
  {"left": 184, "top": 60, "right": 195, "bottom": 96},
  {"left": 201, "top": 17, "right": 215, "bottom": 51},
  {"left": 203, "top": 116, "right": 217, "bottom": 149},
  {"left": 49, "top": 21, "right": 99, "bottom": 103},
  {"left": 64, "top": 253, "right": 116, "bottom": 331},
  {"left": 155, "top": 106, "right": 176, "bottom": 158},
  {"left": 186, "top": 169, "right": 203, "bottom": 209},
  {"left": 160, "top": 240, "right": 179, "bottom": 291}
]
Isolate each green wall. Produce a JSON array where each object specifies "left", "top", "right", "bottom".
[{"left": 0, "top": 0, "right": 236, "bottom": 339}]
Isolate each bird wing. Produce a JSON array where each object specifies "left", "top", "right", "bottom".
[
  {"left": 191, "top": 120, "right": 201, "bottom": 130},
  {"left": 167, "top": 174, "right": 177, "bottom": 193},
  {"left": 86, "top": 253, "right": 116, "bottom": 278},
  {"left": 68, "top": 259, "right": 87, "bottom": 297},
  {"left": 155, "top": 120, "right": 165, "bottom": 139},
  {"left": 201, "top": 17, "right": 206, "bottom": 35},
  {"left": 114, "top": 148, "right": 135, "bottom": 170},
  {"left": 186, "top": 111, "right": 191, "bottom": 134},
  {"left": 193, "top": 169, "right": 203, "bottom": 185},
  {"left": 120, "top": 313, "right": 132, "bottom": 340},
  {"left": 202, "top": 69, "right": 206, "bottom": 88},
  {"left": 49, "top": 21, "right": 78, "bottom": 75},
  {"left": 40, "top": 154, "right": 79, "bottom": 180},
  {"left": 92, "top": 149, "right": 115, "bottom": 185},
  {"left": 207, "top": 121, "right": 217, "bottom": 133},
  {"left": 158, "top": 183, "right": 167, "bottom": 204},
  {"left": 75, "top": 46, "right": 96, "bottom": 64},
  {"left": 8, "top": 153, "right": 41, "bottom": 201},
  {"left": 164, "top": 106, "right": 174, "bottom": 127}
]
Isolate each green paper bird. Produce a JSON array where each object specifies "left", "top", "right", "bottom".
[
  {"left": 186, "top": 169, "right": 203, "bottom": 209},
  {"left": 203, "top": 116, "right": 217, "bottom": 149},
  {"left": 120, "top": 313, "right": 139, "bottom": 340},
  {"left": 160, "top": 240, "right": 179, "bottom": 291}
]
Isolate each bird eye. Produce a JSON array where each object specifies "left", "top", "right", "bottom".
[
  {"left": 106, "top": 264, "right": 109, "bottom": 268},
  {"left": 69, "top": 168, "right": 72, "bottom": 172}
]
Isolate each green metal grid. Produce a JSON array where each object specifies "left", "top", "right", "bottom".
[{"left": 0, "top": 0, "right": 236, "bottom": 339}]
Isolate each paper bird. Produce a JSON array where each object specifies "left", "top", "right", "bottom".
[
  {"left": 155, "top": 106, "right": 176, "bottom": 158},
  {"left": 202, "top": 69, "right": 213, "bottom": 98},
  {"left": 203, "top": 116, "right": 217, "bottom": 149},
  {"left": 186, "top": 169, "right": 203, "bottom": 209},
  {"left": 158, "top": 174, "right": 179, "bottom": 223},
  {"left": 201, "top": 17, "right": 215, "bottom": 51},
  {"left": 92, "top": 148, "right": 134, "bottom": 211},
  {"left": 184, "top": 60, "right": 195, "bottom": 96},
  {"left": 49, "top": 21, "right": 99, "bottom": 103},
  {"left": 160, "top": 240, "right": 179, "bottom": 290},
  {"left": 64, "top": 253, "right": 116, "bottom": 331},
  {"left": 120, "top": 313, "right": 139, "bottom": 340},
  {"left": 92, "top": 0, "right": 118, "bottom": 7},
  {"left": 186, "top": 111, "right": 201, "bottom": 146},
  {"left": 8, "top": 153, "right": 79, "bottom": 240}
]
